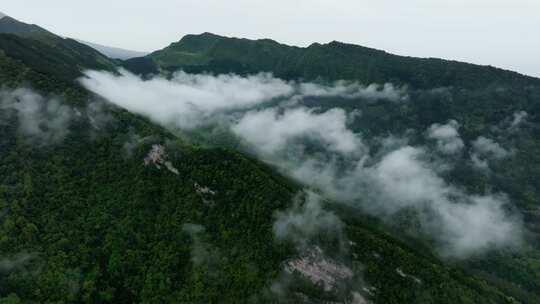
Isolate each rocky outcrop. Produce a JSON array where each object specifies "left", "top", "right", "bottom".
[
  {"left": 194, "top": 182, "right": 216, "bottom": 205},
  {"left": 285, "top": 246, "right": 353, "bottom": 292},
  {"left": 396, "top": 267, "right": 422, "bottom": 284},
  {"left": 143, "top": 144, "right": 179, "bottom": 175}
]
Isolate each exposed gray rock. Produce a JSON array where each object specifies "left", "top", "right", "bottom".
[
  {"left": 285, "top": 246, "right": 353, "bottom": 292},
  {"left": 194, "top": 182, "right": 217, "bottom": 205},
  {"left": 396, "top": 267, "right": 422, "bottom": 284},
  {"left": 143, "top": 144, "right": 179, "bottom": 175}
]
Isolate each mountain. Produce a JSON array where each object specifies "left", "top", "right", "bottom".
[
  {"left": 123, "top": 32, "right": 540, "bottom": 303},
  {"left": 0, "top": 14, "right": 146, "bottom": 62},
  {"left": 76, "top": 39, "right": 149, "bottom": 60},
  {"left": 126, "top": 32, "right": 539, "bottom": 89},
  {"left": 0, "top": 14, "right": 57, "bottom": 40},
  {"left": 0, "top": 13, "right": 117, "bottom": 84},
  {"left": 1, "top": 20, "right": 540, "bottom": 304}
]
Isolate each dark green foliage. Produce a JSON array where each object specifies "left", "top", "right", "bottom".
[
  {"left": 0, "top": 93, "right": 296, "bottom": 302},
  {"left": 0, "top": 15, "right": 116, "bottom": 86},
  {"left": 0, "top": 34, "right": 115, "bottom": 84},
  {"left": 0, "top": 16, "right": 56, "bottom": 40},
  {"left": 1, "top": 28, "right": 540, "bottom": 303},
  {"left": 121, "top": 57, "right": 159, "bottom": 76},
  {"left": 124, "top": 32, "right": 540, "bottom": 303}
]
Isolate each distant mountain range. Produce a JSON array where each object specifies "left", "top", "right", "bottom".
[{"left": 75, "top": 39, "right": 148, "bottom": 60}]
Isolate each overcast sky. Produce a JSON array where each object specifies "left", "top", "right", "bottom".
[{"left": 2, "top": 0, "right": 539, "bottom": 77}]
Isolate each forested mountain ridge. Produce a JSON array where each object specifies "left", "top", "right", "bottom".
[
  {"left": 0, "top": 15, "right": 56, "bottom": 40},
  {"left": 0, "top": 33, "right": 116, "bottom": 85},
  {"left": 0, "top": 14, "right": 117, "bottom": 84},
  {"left": 0, "top": 18, "right": 539, "bottom": 304},
  {"left": 126, "top": 32, "right": 540, "bottom": 89}
]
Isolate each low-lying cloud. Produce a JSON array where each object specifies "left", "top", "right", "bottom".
[
  {"left": 298, "top": 82, "right": 408, "bottom": 101},
  {"left": 0, "top": 88, "right": 73, "bottom": 144},
  {"left": 80, "top": 70, "right": 294, "bottom": 130},
  {"left": 426, "top": 120, "right": 464, "bottom": 155},
  {"left": 470, "top": 136, "right": 513, "bottom": 170},
  {"left": 510, "top": 110, "right": 528, "bottom": 130},
  {"left": 80, "top": 69, "right": 523, "bottom": 258},
  {"left": 0, "top": 87, "right": 116, "bottom": 145},
  {"left": 182, "top": 223, "right": 218, "bottom": 267},
  {"left": 273, "top": 191, "right": 344, "bottom": 249},
  {"left": 0, "top": 252, "right": 34, "bottom": 273},
  {"left": 367, "top": 146, "right": 520, "bottom": 256},
  {"left": 472, "top": 136, "right": 512, "bottom": 159},
  {"left": 80, "top": 69, "right": 406, "bottom": 130},
  {"left": 232, "top": 107, "right": 363, "bottom": 157}
]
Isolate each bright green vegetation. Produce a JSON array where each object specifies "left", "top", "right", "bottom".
[{"left": 0, "top": 20, "right": 539, "bottom": 303}]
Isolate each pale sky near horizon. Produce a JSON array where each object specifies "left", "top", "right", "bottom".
[{"left": 2, "top": 0, "right": 539, "bottom": 77}]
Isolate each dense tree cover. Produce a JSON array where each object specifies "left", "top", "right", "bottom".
[
  {"left": 295, "top": 89, "right": 540, "bottom": 302},
  {"left": 124, "top": 32, "right": 540, "bottom": 303},
  {"left": 0, "top": 16, "right": 57, "bottom": 41},
  {"left": 0, "top": 25, "right": 539, "bottom": 303},
  {"left": 0, "top": 34, "right": 116, "bottom": 84},
  {"left": 0, "top": 114, "right": 520, "bottom": 303},
  {"left": 0, "top": 15, "right": 117, "bottom": 85},
  {"left": 0, "top": 118, "right": 296, "bottom": 302},
  {"left": 0, "top": 71, "right": 514, "bottom": 303}
]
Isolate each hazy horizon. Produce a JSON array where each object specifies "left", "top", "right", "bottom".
[{"left": 2, "top": 1, "right": 539, "bottom": 78}]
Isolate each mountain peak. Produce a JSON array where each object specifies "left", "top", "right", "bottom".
[
  {"left": 200, "top": 32, "right": 224, "bottom": 38},
  {"left": 179, "top": 32, "right": 225, "bottom": 43},
  {"left": 0, "top": 13, "right": 56, "bottom": 39},
  {"left": 165, "top": 32, "right": 226, "bottom": 53}
]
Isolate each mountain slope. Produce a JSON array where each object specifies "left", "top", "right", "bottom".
[
  {"left": 0, "top": 20, "right": 524, "bottom": 304},
  {"left": 122, "top": 32, "right": 540, "bottom": 303},
  {"left": 0, "top": 34, "right": 116, "bottom": 84},
  {"left": 131, "top": 33, "right": 540, "bottom": 217},
  {"left": 0, "top": 13, "right": 117, "bottom": 82},
  {"left": 0, "top": 15, "right": 56, "bottom": 40}
]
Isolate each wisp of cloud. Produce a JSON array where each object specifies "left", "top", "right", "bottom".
[
  {"left": 0, "top": 88, "right": 73, "bottom": 144},
  {"left": 80, "top": 69, "right": 523, "bottom": 258}
]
